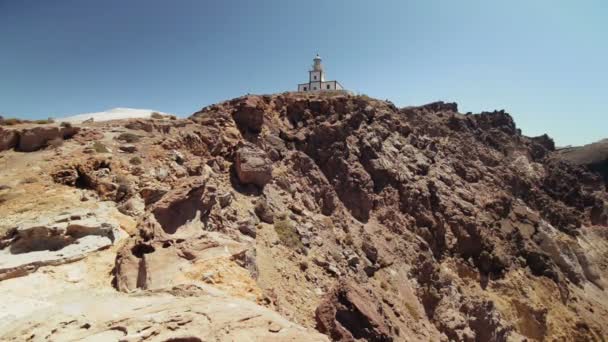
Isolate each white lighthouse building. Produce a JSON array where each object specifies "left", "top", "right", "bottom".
[{"left": 297, "top": 55, "right": 344, "bottom": 92}]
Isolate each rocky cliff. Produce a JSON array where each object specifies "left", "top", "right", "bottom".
[{"left": 0, "top": 92, "right": 607, "bottom": 341}]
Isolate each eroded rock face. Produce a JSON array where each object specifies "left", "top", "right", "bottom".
[
  {"left": 2, "top": 93, "right": 608, "bottom": 341},
  {"left": 0, "top": 209, "right": 122, "bottom": 281},
  {"left": 190, "top": 93, "right": 608, "bottom": 340},
  {"left": 0, "top": 287, "right": 329, "bottom": 342},
  {"left": 114, "top": 232, "right": 255, "bottom": 294},
  {"left": 233, "top": 95, "right": 266, "bottom": 133}
]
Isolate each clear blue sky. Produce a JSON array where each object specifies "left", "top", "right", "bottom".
[{"left": 1, "top": 0, "right": 606, "bottom": 146}]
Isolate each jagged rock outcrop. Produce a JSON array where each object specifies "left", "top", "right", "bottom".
[
  {"left": 188, "top": 93, "right": 608, "bottom": 340},
  {"left": 233, "top": 95, "right": 266, "bottom": 133},
  {"left": 2, "top": 92, "right": 608, "bottom": 341}
]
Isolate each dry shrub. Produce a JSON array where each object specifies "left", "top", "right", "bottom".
[
  {"left": 0, "top": 118, "right": 23, "bottom": 126},
  {"left": 274, "top": 218, "right": 304, "bottom": 250},
  {"left": 129, "top": 156, "right": 142, "bottom": 165},
  {"left": 33, "top": 118, "right": 54, "bottom": 124},
  {"left": 93, "top": 141, "right": 110, "bottom": 153},
  {"left": 21, "top": 176, "right": 38, "bottom": 184}
]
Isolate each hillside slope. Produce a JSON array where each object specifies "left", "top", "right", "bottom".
[
  {"left": 553, "top": 138, "right": 608, "bottom": 183},
  {"left": 1, "top": 92, "right": 607, "bottom": 341}
]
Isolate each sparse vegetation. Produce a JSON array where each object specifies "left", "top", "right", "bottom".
[
  {"left": 92, "top": 141, "right": 110, "bottom": 153},
  {"left": 0, "top": 118, "right": 23, "bottom": 126},
  {"left": 129, "top": 156, "right": 142, "bottom": 165},
  {"left": 117, "top": 132, "right": 140, "bottom": 143},
  {"left": 21, "top": 176, "right": 38, "bottom": 184},
  {"left": 150, "top": 112, "right": 164, "bottom": 119},
  {"left": 60, "top": 121, "right": 72, "bottom": 128},
  {"left": 33, "top": 118, "right": 55, "bottom": 124},
  {"left": 273, "top": 218, "right": 304, "bottom": 250},
  {"left": 0, "top": 117, "right": 55, "bottom": 126},
  {"left": 343, "top": 233, "right": 354, "bottom": 246}
]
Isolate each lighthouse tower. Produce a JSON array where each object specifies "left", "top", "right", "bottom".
[
  {"left": 310, "top": 55, "right": 325, "bottom": 83},
  {"left": 298, "top": 54, "right": 344, "bottom": 92}
]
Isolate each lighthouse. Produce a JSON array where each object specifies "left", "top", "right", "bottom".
[{"left": 297, "top": 54, "right": 344, "bottom": 92}]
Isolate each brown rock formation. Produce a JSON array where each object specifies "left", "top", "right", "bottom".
[
  {"left": 2, "top": 92, "right": 608, "bottom": 341},
  {"left": 233, "top": 95, "right": 266, "bottom": 133},
  {"left": 316, "top": 281, "right": 393, "bottom": 341}
]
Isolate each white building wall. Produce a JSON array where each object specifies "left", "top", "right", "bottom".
[
  {"left": 309, "top": 81, "right": 322, "bottom": 91},
  {"left": 321, "top": 81, "right": 335, "bottom": 90},
  {"left": 299, "top": 81, "right": 344, "bottom": 92},
  {"left": 310, "top": 71, "right": 324, "bottom": 82}
]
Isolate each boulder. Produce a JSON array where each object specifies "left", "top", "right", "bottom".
[
  {"left": 254, "top": 197, "right": 275, "bottom": 223},
  {"left": 119, "top": 144, "right": 137, "bottom": 153},
  {"left": 315, "top": 281, "right": 393, "bottom": 341},
  {"left": 125, "top": 119, "right": 154, "bottom": 132},
  {"left": 217, "top": 191, "right": 233, "bottom": 208},
  {"left": 150, "top": 178, "right": 216, "bottom": 235},
  {"left": 238, "top": 218, "right": 258, "bottom": 238},
  {"left": 17, "top": 126, "right": 79, "bottom": 152},
  {"left": 140, "top": 185, "right": 170, "bottom": 206},
  {"left": 235, "top": 147, "right": 273, "bottom": 187},
  {"left": 0, "top": 127, "right": 19, "bottom": 151}
]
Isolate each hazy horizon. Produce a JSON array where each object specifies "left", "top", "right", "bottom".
[{"left": 1, "top": 0, "right": 606, "bottom": 146}]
